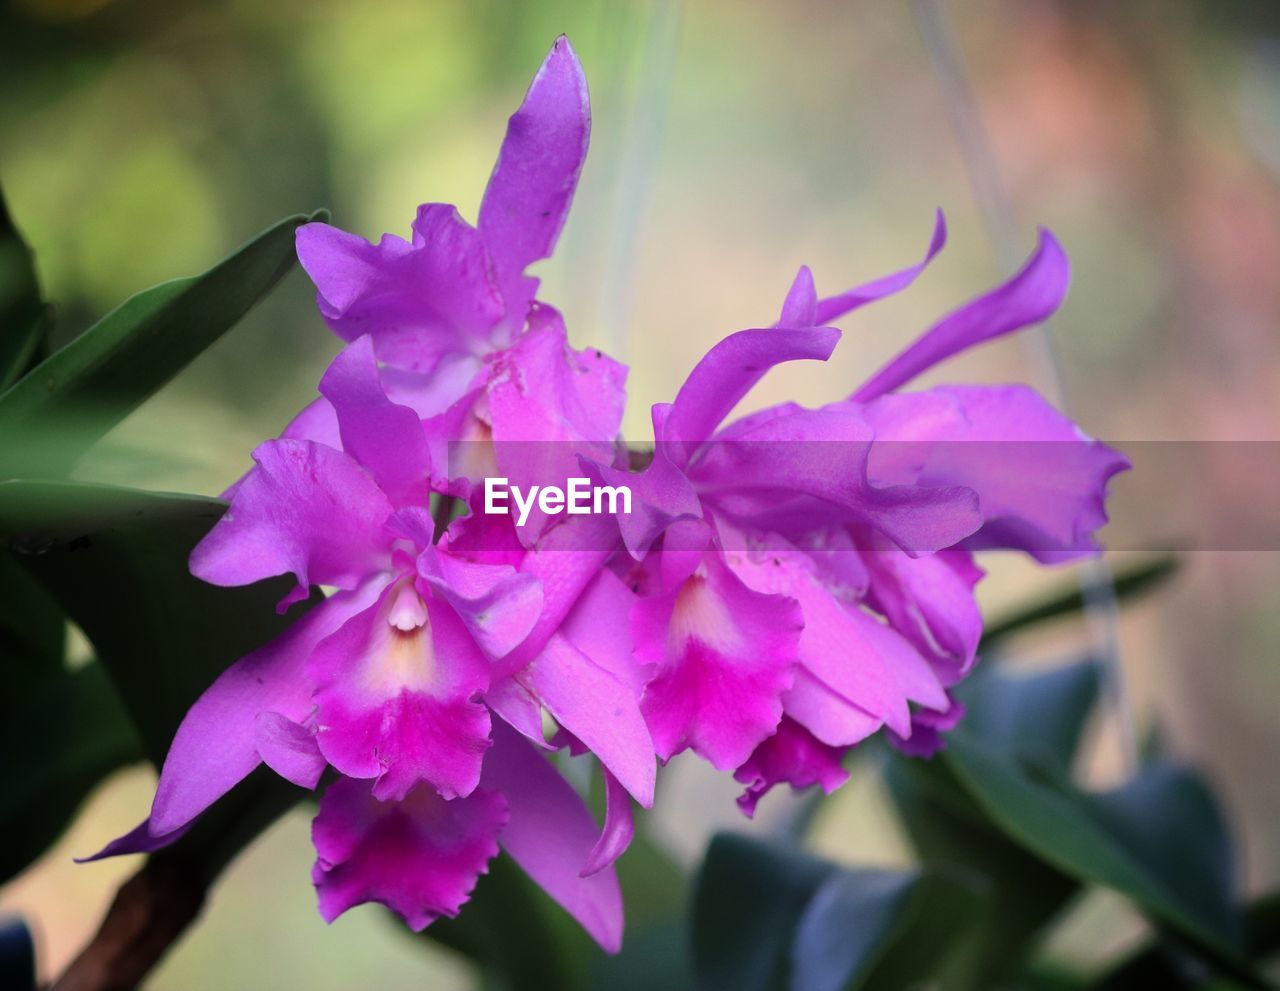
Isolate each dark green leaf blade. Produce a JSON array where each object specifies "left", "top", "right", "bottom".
[
  {"left": 980, "top": 555, "right": 1179, "bottom": 649},
  {"left": 942, "top": 736, "right": 1247, "bottom": 967},
  {"left": 956, "top": 661, "right": 1101, "bottom": 774},
  {"left": 0, "top": 479, "right": 305, "bottom": 759},
  {"left": 790, "top": 867, "right": 984, "bottom": 991},
  {"left": 0, "top": 209, "right": 325, "bottom": 475},
  {"left": 692, "top": 832, "right": 836, "bottom": 991},
  {"left": 0, "top": 479, "right": 313, "bottom": 883},
  {"left": 0, "top": 661, "right": 143, "bottom": 885},
  {"left": 0, "top": 186, "right": 49, "bottom": 391}
]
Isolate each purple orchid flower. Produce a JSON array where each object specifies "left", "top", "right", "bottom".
[
  {"left": 605, "top": 216, "right": 1128, "bottom": 813},
  {"left": 86, "top": 334, "right": 638, "bottom": 950},
  {"left": 82, "top": 31, "right": 1131, "bottom": 953}
]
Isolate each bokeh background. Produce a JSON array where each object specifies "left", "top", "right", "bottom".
[{"left": 2, "top": 0, "right": 1279, "bottom": 986}]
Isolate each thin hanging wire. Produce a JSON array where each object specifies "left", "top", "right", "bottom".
[{"left": 912, "top": 0, "right": 1139, "bottom": 774}]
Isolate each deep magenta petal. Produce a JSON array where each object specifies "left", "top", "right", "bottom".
[
  {"left": 312, "top": 777, "right": 506, "bottom": 931},
  {"left": 635, "top": 554, "right": 801, "bottom": 769},
  {"left": 734, "top": 717, "right": 850, "bottom": 818},
  {"left": 480, "top": 720, "right": 624, "bottom": 953}
]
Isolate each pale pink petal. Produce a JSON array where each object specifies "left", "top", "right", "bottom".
[{"left": 734, "top": 717, "right": 850, "bottom": 818}]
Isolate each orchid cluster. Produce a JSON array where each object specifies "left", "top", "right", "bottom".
[{"left": 90, "top": 37, "right": 1126, "bottom": 949}]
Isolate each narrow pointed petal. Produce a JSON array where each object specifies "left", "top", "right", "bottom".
[
  {"left": 479, "top": 36, "right": 590, "bottom": 307},
  {"left": 148, "top": 586, "right": 378, "bottom": 836},
  {"left": 635, "top": 554, "right": 801, "bottom": 769},
  {"left": 734, "top": 717, "right": 850, "bottom": 818},
  {"left": 312, "top": 777, "right": 506, "bottom": 931},
  {"left": 481, "top": 720, "right": 624, "bottom": 953},
  {"left": 319, "top": 336, "right": 433, "bottom": 508},
  {"left": 309, "top": 581, "right": 492, "bottom": 801},
  {"left": 813, "top": 209, "right": 947, "bottom": 325},
  {"left": 190, "top": 439, "right": 393, "bottom": 602},
  {"left": 582, "top": 769, "right": 635, "bottom": 876},
  {"left": 77, "top": 818, "right": 192, "bottom": 862},
  {"left": 852, "top": 229, "right": 1069, "bottom": 402},
  {"left": 777, "top": 265, "right": 818, "bottom": 328},
  {"left": 524, "top": 633, "right": 655, "bottom": 806},
  {"left": 660, "top": 327, "right": 841, "bottom": 461},
  {"left": 887, "top": 693, "right": 966, "bottom": 758}
]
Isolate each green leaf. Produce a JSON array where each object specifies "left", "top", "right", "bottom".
[
  {"left": 0, "top": 186, "right": 49, "bottom": 391},
  {"left": 0, "top": 479, "right": 312, "bottom": 881},
  {"left": 980, "top": 556, "right": 1179, "bottom": 648},
  {"left": 941, "top": 737, "right": 1249, "bottom": 971},
  {"left": 0, "top": 551, "right": 65, "bottom": 684},
  {"left": 956, "top": 661, "right": 1101, "bottom": 774},
  {"left": 0, "top": 479, "right": 306, "bottom": 760},
  {"left": 0, "top": 209, "right": 325, "bottom": 475},
  {"left": 0, "top": 661, "right": 143, "bottom": 884},
  {"left": 886, "top": 754, "right": 1081, "bottom": 991},
  {"left": 692, "top": 832, "right": 837, "bottom": 991},
  {"left": 790, "top": 867, "right": 985, "bottom": 991}
]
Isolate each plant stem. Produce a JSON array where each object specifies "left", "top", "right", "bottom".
[{"left": 50, "top": 860, "right": 205, "bottom": 991}]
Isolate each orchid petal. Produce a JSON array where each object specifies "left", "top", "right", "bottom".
[
  {"left": 481, "top": 720, "right": 624, "bottom": 953},
  {"left": 312, "top": 777, "right": 506, "bottom": 931},
  {"left": 479, "top": 36, "right": 590, "bottom": 311},
  {"left": 309, "top": 580, "right": 491, "bottom": 801},
  {"left": 582, "top": 769, "right": 635, "bottom": 876},
  {"left": 635, "top": 554, "right": 801, "bottom": 769},
  {"left": 734, "top": 717, "right": 850, "bottom": 818},
  {"left": 147, "top": 585, "right": 378, "bottom": 836},
  {"left": 319, "top": 336, "right": 433, "bottom": 508},
  {"left": 853, "top": 228, "right": 1069, "bottom": 402},
  {"left": 660, "top": 327, "right": 841, "bottom": 462},
  {"left": 813, "top": 209, "right": 947, "bottom": 325},
  {"left": 190, "top": 439, "right": 393, "bottom": 603},
  {"left": 524, "top": 632, "right": 655, "bottom": 806},
  {"left": 295, "top": 205, "right": 504, "bottom": 373}
]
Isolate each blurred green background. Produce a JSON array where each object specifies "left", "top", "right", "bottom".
[{"left": 3, "top": 0, "right": 1280, "bottom": 986}]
